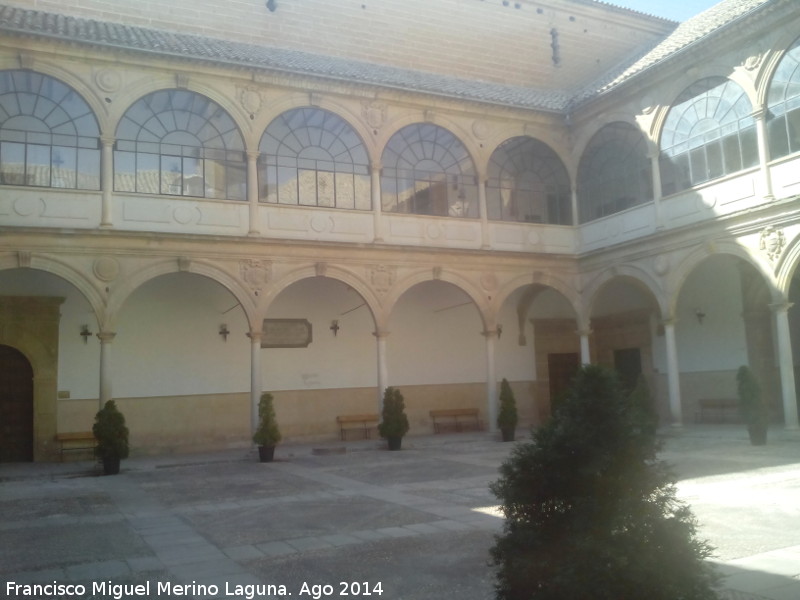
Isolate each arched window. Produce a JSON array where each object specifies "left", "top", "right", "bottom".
[
  {"left": 487, "top": 136, "right": 571, "bottom": 225},
  {"left": 0, "top": 70, "right": 100, "bottom": 190},
  {"left": 259, "top": 108, "right": 370, "bottom": 209},
  {"left": 381, "top": 123, "right": 477, "bottom": 217},
  {"left": 577, "top": 122, "right": 652, "bottom": 223},
  {"left": 660, "top": 77, "right": 758, "bottom": 195},
  {"left": 767, "top": 37, "right": 800, "bottom": 159},
  {"left": 114, "top": 90, "right": 245, "bottom": 200}
]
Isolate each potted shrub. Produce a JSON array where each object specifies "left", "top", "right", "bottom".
[
  {"left": 253, "top": 392, "right": 282, "bottom": 462},
  {"left": 378, "top": 387, "right": 409, "bottom": 451},
  {"left": 92, "top": 400, "right": 130, "bottom": 475},
  {"left": 497, "top": 378, "right": 518, "bottom": 442},
  {"left": 736, "top": 365, "right": 767, "bottom": 446}
]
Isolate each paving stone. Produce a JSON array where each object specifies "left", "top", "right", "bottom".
[
  {"left": 222, "top": 545, "right": 264, "bottom": 560},
  {"left": 253, "top": 540, "right": 297, "bottom": 557}
]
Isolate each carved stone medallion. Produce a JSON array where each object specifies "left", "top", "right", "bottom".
[
  {"left": 240, "top": 259, "right": 272, "bottom": 294},
  {"left": 759, "top": 226, "right": 785, "bottom": 262},
  {"left": 368, "top": 265, "right": 396, "bottom": 295}
]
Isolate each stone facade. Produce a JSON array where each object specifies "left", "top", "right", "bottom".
[{"left": 1, "top": 0, "right": 799, "bottom": 460}]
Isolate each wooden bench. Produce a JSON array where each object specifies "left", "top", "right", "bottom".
[
  {"left": 430, "top": 408, "right": 481, "bottom": 433},
  {"left": 695, "top": 398, "right": 739, "bottom": 424},
  {"left": 54, "top": 431, "right": 96, "bottom": 461},
  {"left": 336, "top": 414, "right": 380, "bottom": 440}
]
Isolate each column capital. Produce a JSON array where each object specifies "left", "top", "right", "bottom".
[
  {"left": 660, "top": 317, "right": 678, "bottom": 327},
  {"left": 247, "top": 330, "right": 263, "bottom": 342},
  {"left": 372, "top": 329, "right": 390, "bottom": 339},
  {"left": 100, "top": 135, "right": 116, "bottom": 147},
  {"left": 481, "top": 327, "right": 500, "bottom": 339},
  {"left": 246, "top": 149, "right": 261, "bottom": 160},
  {"left": 576, "top": 328, "right": 592, "bottom": 337},
  {"left": 96, "top": 331, "right": 116, "bottom": 343},
  {"left": 769, "top": 301, "right": 794, "bottom": 315}
]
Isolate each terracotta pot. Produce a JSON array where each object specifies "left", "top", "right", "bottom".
[{"left": 258, "top": 445, "right": 276, "bottom": 462}]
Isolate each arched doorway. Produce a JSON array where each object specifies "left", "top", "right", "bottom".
[{"left": 0, "top": 344, "right": 34, "bottom": 462}]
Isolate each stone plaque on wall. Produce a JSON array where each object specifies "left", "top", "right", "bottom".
[{"left": 261, "top": 319, "right": 312, "bottom": 348}]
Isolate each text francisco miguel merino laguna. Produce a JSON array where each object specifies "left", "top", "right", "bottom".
[{"left": 7, "top": 580, "right": 385, "bottom": 598}]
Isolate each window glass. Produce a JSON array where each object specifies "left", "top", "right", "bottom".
[
  {"left": 0, "top": 70, "right": 100, "bottom": 190},
  {"left": 115, "top": 90, "right": 245, "bottom": 200},
  {"left": 259, "top": 107, "right": 370, "bottom": 209},
  {"left": 767, "top": 38, "right": 800, "bottom": 159},
  {"left": 576, "top": 122, "right": 651, "bottom": 223},
  {"left": 660, "top": 77, "right": 756, "bottom": 194},
  {"left": 381, "top": 123, "right": 476, "bottom": 218}
]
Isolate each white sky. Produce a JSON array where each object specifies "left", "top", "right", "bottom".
[{"left": 606, "top": 0, "right": 722, "bottom": 22}]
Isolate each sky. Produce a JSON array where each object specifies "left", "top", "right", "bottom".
[{"left": 606, "top": 0, "right": 722, "bottom": 22}]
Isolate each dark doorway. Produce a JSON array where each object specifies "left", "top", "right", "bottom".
[
  {"left": 0, "top": 344, "right": 34, "bottom": 462},
  {"left": 548, "top": 352, "right": 580, "bottom": 410},
  {"left": 614, "top": 347, "right": 642, "bottom": 394}
]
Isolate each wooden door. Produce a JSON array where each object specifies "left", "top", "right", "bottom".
[{"left": 0, "top": 344, "right": 34, "bottom": 462}]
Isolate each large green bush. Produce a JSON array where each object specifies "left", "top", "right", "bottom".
[{"left": 490, "top": 365, "right": 719, "bottom": 600}]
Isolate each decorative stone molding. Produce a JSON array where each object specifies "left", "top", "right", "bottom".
[
  {"left": 240, "top": 259, "right": 271, "bottom": 294},
  {"left": 175, "top": 73, "right": 190, "bottom": 89},
  {"left": 94, "top": 68, "right": 121, "bottom": 93},
  {"left": 238, "top": 86, "right": 263, "bottom": 117},
  {"left": 361, "top": 100, "right": 387, "bottom": 131},
  {"left": 472, "top": 119, "right": 489, "bottom": 140},
  {"left": 177, "top": 256, "right": 192, "bottom": 272},
  {"left": 368, "top": 265, "right": 396, "bottom": 295},
  {"left": 17, "top": 52, "right": 34, "bottom": 70},
  {"left": 432, "top": 266, "right": 443, "bottom": 280},
  {"left": 424, "top": 110, "right": 436, "bottom": 123},
  {"left": 653, "top": 254, "right": 670, "bottom": 277},
  {"left": 759, "top": 226, "right": 786, "bottom": 262},
  {"left": 480, "top": 272, "right": 498, "bottom": 292},
  {"left": 92, "top": 257, "right": 120, "bottom": 282},
  {"left": 640, "top": 94, "right": 655, "bottom": 115},
  {"left": 309, "top": 92, "right": 322, "bottom": 107},
  {"left": 744, "top": 51, "right": 763, "bottom": 71},
  {"left": 315, "top": 262, "right": 328, "bottom": 277},
  {"left": 17, "top": 251, "right": 31, "bottom": 268}
]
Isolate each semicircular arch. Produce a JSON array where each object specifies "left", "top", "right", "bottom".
[
  {"left": 106, "top": 259, "right": 258, "bottom": 331},
  {"left": 0, "top": 256, "right": 106, "bottom": 325},
  {"left": 667, "top": 242, "right": 781, "bottom": 316},
  {"left": 260, "top": 264, "right": 382, "bottom": 328}
]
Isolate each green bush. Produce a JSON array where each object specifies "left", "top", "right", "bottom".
[
  {"left": 253, "top": 392, "right": 282, "bottom": 446},
  {"left": 497, "top": 378, "right": 518, "bottom": 430},
  {"left": 93, "top": 400, "right": 130, "bottom": 461},
  {"left": 378, "top": 387, "right": 410, "bottom": 439},
  {"left": 490, "top": 365, "right": 719, "bottom": 600}
]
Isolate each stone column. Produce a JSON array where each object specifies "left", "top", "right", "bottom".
[
  {"left": 570, "top": 185, "right": 579, "bottom": 226},
  {"left": 578, "top": 328, "right": 592, "bottom": 365},
  {"left": 97, "top": 331, "right": 116, "bottom": 409},
  {"left": 662, "top": 318, "right": 683, "bottom": 426},
  {"left": 483, "top": 327, "right": 499, "bottom": 432},
  {"left": 753, "top": 108, "right": 774, "bottom": 201},
  {"left": 771, "top": 303, "right": 799, "bottom": 429},
  {"left": 247, "top": 150, "right": 261, "bottom": 236},
  {"left": 648, "top": 147, "right": 664, "bottom": 229},
  {"left": 478, "top": 174, "right": 490, "bottom": 249},
  {"left": 374, "top": 329, "right": 389, "bottom": 412},
  {"left": 248, "top": 330, "right": 263, "bottom": 435},
  {"left": 371, "top": 164, "right": 384, "bottom": 242},
  {"left": 100, "top": 136, "right": 115, "bottom": 228}
]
